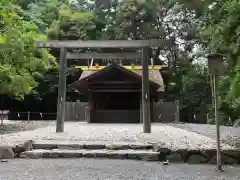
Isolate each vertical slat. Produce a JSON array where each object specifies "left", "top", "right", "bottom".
[
  {"left": 64, "top": 103, "right": 67, "bottom": 121},
  {"left": 73, "top": 102, "right": 76, "bottom": 121},
  {"left": 69, "top": 102, "right": 71, "bottom": 121},
  {"left": 67, "top": 102, "right": 70, "bottom": 121},
  {"left": 66, "top": 102, "right": 69, "bottom": 121},
  {"left": 76, "top": 102, "right": 79, "bottom": 121},
  {"left": 65, "top": 102, "right": 68, "bottom": 121},
  {"left": 68, "top": 102, "right": 71, "bottom": 121}
]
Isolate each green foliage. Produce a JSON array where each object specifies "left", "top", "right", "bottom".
[
  {"left": 0, "top": 5, "right": 55, "bottom": 98},
  {"left": 0, "top": 0, "right": 239, "bottom": 125},
  {"left": 22, "top": 0, "right": 69, "bottom": 31},
  {"left": 201, "top": 0, "right": 240, "bottom": 123}
]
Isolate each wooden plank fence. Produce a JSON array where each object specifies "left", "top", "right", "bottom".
[
  {"left": 64, "top": 101, "right": 179, "bottom": 123},
  {"left": 93, "top": 110, "right": 140, "bottom": 123},
  {"left": 65, "top": 102, "right": 88, "bottom": 121},
  {"left": 153, "top": 101, "right": 179, "bottom": 123}
]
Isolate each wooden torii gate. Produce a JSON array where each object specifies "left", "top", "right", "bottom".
[{"left": 36, "top": 39, "right": 172, "bottom": 133}]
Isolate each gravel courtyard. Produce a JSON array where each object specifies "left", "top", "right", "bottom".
[
  {"left": 1, "top": 159, "right": 240, "bottom": 180},
  {"left": 1, "top": 121, "right": 240, "bottom": 150},
  {"left": 0, "top": 120, "right": 54, "bottom": 135}
]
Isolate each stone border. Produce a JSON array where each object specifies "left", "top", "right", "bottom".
[
  {"left": 32, "top": 142, "right": 153, "bottom": 151},
  {"left": 19, "top": 148, "right": 240, "bottom": 165},
  {"left": 20, "top": 149, "right": 159, "bottom": 161},
  {"left": 154, "top": 147, "right": 240, "bottom": 165},
  {"left": 1, "top": 140, "right": 240, "bottom": 165}
]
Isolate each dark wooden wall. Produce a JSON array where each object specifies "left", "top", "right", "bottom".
[
  {"left": 65, "top": 102, "right": 88, "bottom": 121},
  {"left": 152, "top": 101, "right": 179, "bottom": 123},
  {"left": 65, "top": 101, "right": 178, "bottom": 123}
]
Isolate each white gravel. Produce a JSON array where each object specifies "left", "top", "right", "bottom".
[
  {"left": 1, "top": 122, "right": 239, "bottom": 150},
  {"left": 0, "top": 121, "right": 55, "bottom": 134}
]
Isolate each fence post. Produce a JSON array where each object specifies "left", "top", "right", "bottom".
[
  {"left": 175, "top": 100, "right": 180, "bottom": 123},
  {"left": 27, "top": 111, "right": 30, "bottom": 123}
]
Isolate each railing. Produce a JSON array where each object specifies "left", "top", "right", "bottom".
[{"left": 94, "top": 110, "right": 140, "bottom": 123}]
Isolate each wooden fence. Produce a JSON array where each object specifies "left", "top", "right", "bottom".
[
  {"left": 65, "top": 102, "right": 88, "bottom": 121},
  {"left": 152, "top": 101, "right": 179, "bottom": 123},
  {"left": 93, "top": 110, "right": 140, "bottom": 123},
  {"left": 64, "top": 101, "right": 179, "bottom": 123}
]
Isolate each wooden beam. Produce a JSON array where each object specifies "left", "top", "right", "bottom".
[
  {"left": 74, "top": 65, "right": 167, "bottom": 70},
  {"left": 90, "top": 84, "right": 140, "bottom": 89},
  {"left": 92, "top": 89, "right": 140, "bottom": 92},
  {"left": 142, "top": 47, "right": 151, "bottom": 133},
  {"left": 36, "top": 39, "right": 172, "bottom": 48},
  {"left": 91, "top": 81, "right": 139, "bottom": 85},
  {"left": 56, "top": 48, "right": 67, "bottom": 133},
  {"left": 67, "top": 52, "right": 141, "bottom": 60}
]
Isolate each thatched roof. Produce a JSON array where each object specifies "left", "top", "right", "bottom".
[{"left": 71, "top": 65, "right": 165, "bottom": 92}]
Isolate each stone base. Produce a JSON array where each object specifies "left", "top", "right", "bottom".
[
  {"left": 0, "top": 145, "right": 15, "bottom": 159},
  {"left": 2, "top": 139, "right": 240, "bottom": 165},
  {"left": 20, "top": 149, "right": 159, "bottom": 161}
]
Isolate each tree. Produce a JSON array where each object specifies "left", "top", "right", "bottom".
[
  {"left": 200, "top": 0, "right": 240, "bottom": 124},
  {"left": 2, "top": 0, "right": 238, "bottom": 125},
  {"left": 0, "top": 3, "right": 55, "bottom": 98},
  {"left": 176, "top": 0, "right": 240, "bottom": 124}
]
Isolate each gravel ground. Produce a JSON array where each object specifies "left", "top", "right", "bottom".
[
  {"left": 0, "top": 120, "right": 55, "bottom": 135},
  {"left": 170, "top": 123, "right": 240, "bottom": 148},
  {"left": 1, "top": 122, "right": 239, "bottom": 150},
  {"left": 0, "top": 159, "right": 240, "bottom": 180}
]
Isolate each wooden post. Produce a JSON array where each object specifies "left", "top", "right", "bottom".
[
  {"left": 213, "top": 74, "right": 222, "bottom": 171},
  {"left": 56, "top": 48, "right": 67, "bottom": 132},
  {"left": 142, "top": 47, "right": 151, "bottom": 133}
]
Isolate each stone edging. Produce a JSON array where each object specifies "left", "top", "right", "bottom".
[
  {"left": 1, "top": 140, "right": 240, "bottom": 165},
  {"left": 154, "top": 147, "right": 240, "bottom": 164}
]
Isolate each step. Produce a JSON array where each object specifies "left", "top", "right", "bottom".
[
  {"left": 20, "top": 148, "right": 240, "bottom": 164},
  {"left": 33, "top": 141, "right": 153, "bottom": 150},
  {"left": 20, "top": 149, "right": 160, "bottom": 161}
]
